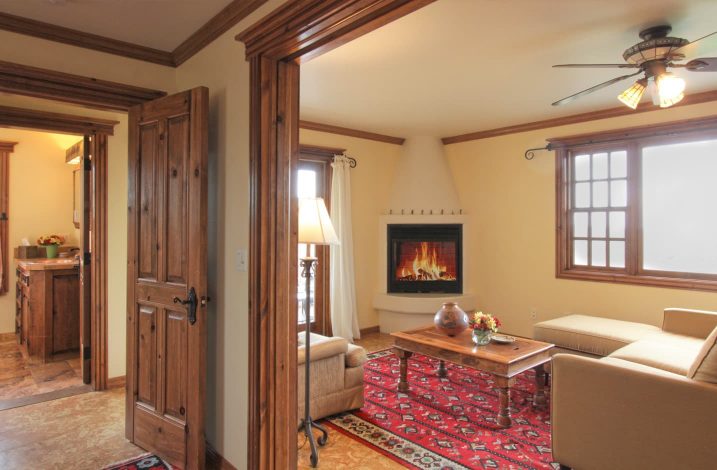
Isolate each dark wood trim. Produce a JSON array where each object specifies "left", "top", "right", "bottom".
[
  {"left": 298, "top": 143, "right": 345, "bottom": 157},
  {"left": 0, "top": 13, "right": 174, "bottom": 67},
  {"left": 0, "top": 141, "right": 15, "bottom": 296},
  {"left": 107, "top": 375, "right": 126, "bottom": 389},
  {"left": 173, "top": 0, "right": 270, "bottom": 66},
  {"left": 0, "top": 105, "right": 118, "bottom": 135},
  {"left": 0, "top": 60, "right": 166, "bottom": 112},
  {"left": 300, "top": 120, "right": 405, "bottom": 145},
  {"left": 442, "top": 89, "right": 717, "bottom": 145},
  {"left": 0, "top": 384, "right": 91, "bottom": 411},
  {"left": 206, "top": 442, "right": 238, "bottom": 470},
  {"left": 238, "top": 2, "right": 435, "bottom": 468},
  {"left": 359, "top": 325, "right": 380, "bottom": 336},
  {"left": 90, "top": 133, "right": 109, "bottom": 390}
]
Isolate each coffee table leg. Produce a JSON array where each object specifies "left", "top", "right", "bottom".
[
  {"left": 533, "top": 364, "right": 548, "bottom": 407},
  {"left": 437, "top": 360, "right": 447, "bottom": 378},
  {"left": 394, "top": 348, "right": 412, "bottom": 392},
  {"left": 497, "top": 386, "right": 511, "bottom": 428}
]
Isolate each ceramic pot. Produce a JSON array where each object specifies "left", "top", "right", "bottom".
[
  {"left": 45, "top": 244, "right": 59, "bottom": 259},
  {"left": 433, "top": 302, "right": 468, "bottom": 336},
  {"left": 472, "top": 329, "right": 492, "bottom": 346}
]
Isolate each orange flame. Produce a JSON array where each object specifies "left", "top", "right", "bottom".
[{"left": 396, "top": 242, "right": 456, "bottom": 281}]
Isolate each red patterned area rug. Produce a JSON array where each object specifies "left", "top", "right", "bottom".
[
  {"left": 103, "top": 453, "right": 174, "bottom": 470},
  {"left": 325, "top": 350, "right": 558, "bottom": 469}
]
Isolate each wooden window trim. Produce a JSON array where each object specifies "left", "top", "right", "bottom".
[
  {"left": 555, "top": 116, "right": 717, "bottom": 292},
  {"left": 297, "top": 145, "right": 343, "bottom": 336}
]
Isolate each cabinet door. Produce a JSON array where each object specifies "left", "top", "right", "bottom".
[{"left": 52, "top": 274, "right": 80, "bottom": 354}]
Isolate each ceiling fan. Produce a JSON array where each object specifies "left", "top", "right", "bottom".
[{"left": 552, "top": 25, "right": 717, "bottom": 109}]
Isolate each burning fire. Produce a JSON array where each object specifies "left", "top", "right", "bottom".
[{"left": 396, "top": 242, "right": 456, "bottom": 281}]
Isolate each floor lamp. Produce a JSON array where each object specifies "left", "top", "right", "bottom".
[{"left": 298, "top": 197, "right": 339, "bottom": 468}]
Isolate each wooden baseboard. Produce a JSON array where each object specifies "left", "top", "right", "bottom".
[
  {"left": 360, "top": 325, "right": 380, "bottom": 336},
  {"left": 206, "top": 442, "right": 237, "bottom": 470},
  {"left": 107, "top": 375, "right": 125, "bottom": 389}
]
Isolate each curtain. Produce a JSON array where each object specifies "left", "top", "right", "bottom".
[{"left": 329, "top": 155, "right": 360, "bottom": 341}]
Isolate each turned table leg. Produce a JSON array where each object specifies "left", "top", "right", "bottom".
[
  {"left": 533, "top": 364, "right": 548, "bottom": 407},
  {"left": 437, "top": 360, "right": 447, "bottom": 378},
  {"left": 394, "top": 348, "right": 412, "bottom": 392},
  {"left": 497, "top": 386, "right": 512, "bottom": 428}
]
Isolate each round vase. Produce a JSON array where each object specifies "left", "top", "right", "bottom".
[
  {"left": 472, "top": 329, "right": 492, "bottom": 346},
  {"left": 433, "top": 302, "right": 468, "bottom": 336},
  {"left": 45, "top": 244, "right": 59, "bottom": 259}
]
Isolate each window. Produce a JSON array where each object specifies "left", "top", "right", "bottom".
[
  {"left": 555, "top": 119, "right": 717, "bottom": 291},
  {"left": 296, "top": 145, "right": 342, "bottom": 334}
]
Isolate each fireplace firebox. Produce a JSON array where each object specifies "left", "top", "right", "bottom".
[{"left": 388, "top": 224, "right": 462, "bottom": 293}]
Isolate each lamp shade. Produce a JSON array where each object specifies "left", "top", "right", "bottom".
[{"left": 298, "top": 197, "right": 339, "bottom": 245}]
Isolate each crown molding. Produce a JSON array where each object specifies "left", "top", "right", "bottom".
[
  {"left": 442, "top": 89, "right": 717, "bottom": 145},
  {"left": 300, "top": 120, "right": 405, "bottom": 145},
  {"left": 0, "top": 0, "right": 268, "bottom": 68},
  {"left": 172, "top": 0, "right": 269, "bottom": 66},
  {"left": 0, "top": 13, "right": 175, "bottom": 66}
]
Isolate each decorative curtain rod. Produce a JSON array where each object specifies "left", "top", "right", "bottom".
[
  {"left": 335, "top": 154, "right": 357, "bottom": 168},
  {"left": 524, "top": 125, "right": 717, "bottom": 160}
]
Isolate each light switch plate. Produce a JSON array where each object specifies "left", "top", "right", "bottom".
[{"left": 235, "top": 249, "right": 248, "bottom": 272}]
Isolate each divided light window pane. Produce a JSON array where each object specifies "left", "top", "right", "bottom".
[
  {"left": 574, "top": 154, "right": 590, "bottom": 180},
  {"left": 642, "top": 139, "right": 717, "bottom": 275},
  {"left": 297, "top": 168, "right": 318, "bottom": 324}
]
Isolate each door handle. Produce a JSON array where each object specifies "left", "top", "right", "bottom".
[{"left": 173, "top": 287, "right": 198, "bottom": 325}]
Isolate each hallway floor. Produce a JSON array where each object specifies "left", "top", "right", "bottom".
[{"left": 0, "top": 333, "right": 87, "bottom": 410}]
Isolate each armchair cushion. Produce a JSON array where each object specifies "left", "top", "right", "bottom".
[
  {"left": 346, "top": 343, "right": 368, "bottom": 368},
  {"left": 297, "top": 333, "right": 348, "bottom": 365},
  {"left": 608, "top": 335, "right": 703, "bottom": 375},
  {"left": 662, "top": 308, "right": 717, "bottom": 339},
  {"left": 688, "top": 326, "right": 717, "bottom": 384}
]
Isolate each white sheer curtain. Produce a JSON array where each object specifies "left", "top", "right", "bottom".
[{"left": 329, "top": 155, "right": 360, "bottom": 341}]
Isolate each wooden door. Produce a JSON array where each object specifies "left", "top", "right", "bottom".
[
  {"left": 126, "top": 88, "right": 208, "bottom": 469},
  {"left": 79, "top": 135, "right": 91, "bottom": 384}
]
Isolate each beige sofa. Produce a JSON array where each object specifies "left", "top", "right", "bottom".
[
  {"left": 298, "top": 332, "right": 367, "bottom": 421},
  {"left": 534, "top": 308, "right": 717, "bottom": 470}
]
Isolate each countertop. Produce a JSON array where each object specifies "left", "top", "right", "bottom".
[{"left": 16, "top": 258, "right": 80, "bottom": 271}]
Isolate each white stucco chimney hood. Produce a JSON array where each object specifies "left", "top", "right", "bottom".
[{"left": 388, "top": 136, "right": 461, "bottom": 214}]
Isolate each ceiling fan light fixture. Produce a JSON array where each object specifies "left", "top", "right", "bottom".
[
  {"left": 617, "top": 78, "right": 648, "bottom": 109},
  {"left": 655, "top": 72, "right": 686, "bottom": 108}
]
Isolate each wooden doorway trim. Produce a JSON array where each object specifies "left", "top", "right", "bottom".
[
  {"left": 0, "top": 109, "right": 116, "bottom": 390},
  {"left": 237, "top": 1, "right": 436, "bottom": 468},
  {"left": 0, "top": 141, "right": 16, "bottom": 295}
]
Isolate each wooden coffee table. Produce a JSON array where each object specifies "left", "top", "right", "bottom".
[{"left": 392, "top": 326, "right": 554, "bottom": 428}]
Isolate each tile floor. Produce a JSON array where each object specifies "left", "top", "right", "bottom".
[{"left": 0, "top": 333, "right": 86, "bottom": 409}]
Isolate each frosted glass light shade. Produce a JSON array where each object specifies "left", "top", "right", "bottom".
[
  {"left": 617, "top": 79, "right": 647, "bottom": 109},
  {"left": 298, "top": 197, "right": 339, "bottom": 245},
  {"left": 656, "top": 73, "right": 685, "bottom": 108}
]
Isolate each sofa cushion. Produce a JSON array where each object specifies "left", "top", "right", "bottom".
[
  {"left": 609, "top": 335, "right": 704, "bottom": 375},
  {"left": 688, "top": 326, "right": 717, "bottom": 384},
  {"left": 533, "top": 314, "right": 661, "bottom": 356},
  {"left": 346, "top": 343, "right": 368, "bottom": 368}
]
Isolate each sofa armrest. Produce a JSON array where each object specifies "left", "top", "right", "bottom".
[
  {"left": 662, "top": 308, "right": 717, "bottom": 339},
  {"left": 552, "top": 354, "right": 717, "bottom": 470},
  {"left": 298, "top": 336, "right": 348, "bottom": 365}
]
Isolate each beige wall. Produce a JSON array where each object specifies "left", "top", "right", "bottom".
[
  {"left": 0, "top": 128, "right": 80, "bottom": 333},
  {"left": 299, "top": 129, "right": 403, "bottom": 329},
  {"left": 445, "top": 101, "right": 717, "bottom": 338}
]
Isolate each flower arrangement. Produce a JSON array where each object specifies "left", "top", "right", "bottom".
[
  {"left": 37, "top": 234, "right": 65, "bottom": 246},
  {"left": 469, "top": 311, "right": 501, "bottom": 333}
]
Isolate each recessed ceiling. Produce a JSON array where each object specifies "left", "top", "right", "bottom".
[
  {"left": 0, "top": 0, "right": 234, "bottom": 51},
  {"left": 300, "top": 0, "right": 717, "bottom": 137}
]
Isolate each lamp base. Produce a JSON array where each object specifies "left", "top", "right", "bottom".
[{"left": 299, "top": 417, "right": 328, "bottom": 467}]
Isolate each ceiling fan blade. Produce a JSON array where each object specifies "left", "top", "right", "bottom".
[
  {"left": 552, "top": 71, "right": 642, "bottom": 106},
  {"left": 685, "top": 57, "right": 717, "bottom": 72},
  {"left": 669, "top": 31, "right": 717, "bottom": 60},
  {"left": 553, "top": 64, "right": 639, "bottom": 69}
]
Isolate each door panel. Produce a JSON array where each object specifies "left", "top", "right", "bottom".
[{"left": 127, "top": 88, "right": 208, "bottom": 469}]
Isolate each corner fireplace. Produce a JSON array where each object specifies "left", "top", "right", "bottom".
[{"left": 387, "top": 224, "right": 462, "bottom": 294}]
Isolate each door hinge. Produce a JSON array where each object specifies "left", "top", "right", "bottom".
[
  {"left": 83, "top": 252, "right": 91, "bottom": 265},
  {"left": 83, "top": 345, "right": 91, "bottom": 360}
]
